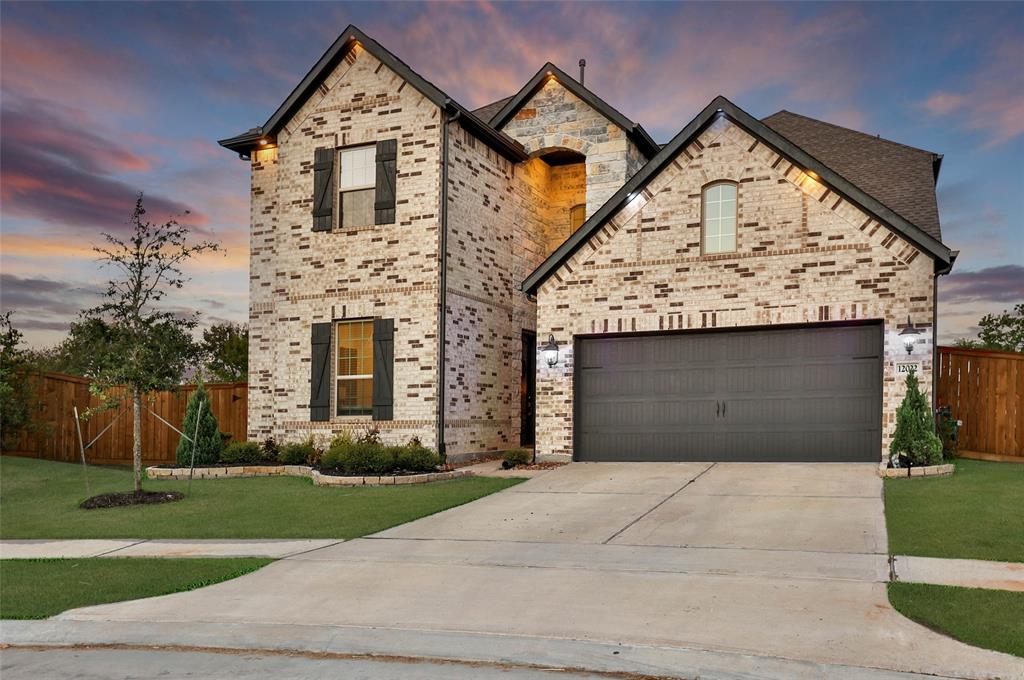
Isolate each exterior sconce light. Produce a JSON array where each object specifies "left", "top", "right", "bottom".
[
  {"left": 258, "top": 138, "right": 269, "bottom": 146},
  {"left": 542, "top": 334, "right": 560, "bottom": 367},
  {"left": 899, "top": 316, "right": 920, "bottom": 355}
]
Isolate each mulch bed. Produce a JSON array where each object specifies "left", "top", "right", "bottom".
[
  {"left": 505, "top": 461, "right": 566, "bottom": 470},
  {"left": 317, "top": 468, "right": 442, "bottom": 477},
  {"left": 80, "top": 491, "right": 184, "bottom": 509}
]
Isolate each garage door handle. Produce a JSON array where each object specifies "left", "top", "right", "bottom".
[
  {"left": 722, "top": 401, "right": 726, "bottom": 417},
  {"left": 716, "top": 401, "right": 720, "bottom": 417}
]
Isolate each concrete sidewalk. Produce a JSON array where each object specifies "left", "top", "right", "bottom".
[
  {"left": 0, "top": 539, "right": 340, "bottom": 559},
  {"left": 894, "top": 555, "right": 1024, "bottom": 592}
]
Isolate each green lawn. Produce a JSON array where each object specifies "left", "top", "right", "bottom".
[
  {"left": 0, "top": 456, "right": 521, "bottom": 539},
  {"left": 0, "top": 557, "right": 272, "bottom": 619},
  {"left": 889, "top": 582, "right": 1024, "bottom": 658},
  {"left": 884, "top": 459, "right": 1024, "bottom": 562}
]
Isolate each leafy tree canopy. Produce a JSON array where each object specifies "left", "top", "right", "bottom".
[
  {"left": 201, "top": 322, "right": 248, "bottom": 383},
  {"left": 954, "top": 303, "right": 1023, "bottom": 353}
]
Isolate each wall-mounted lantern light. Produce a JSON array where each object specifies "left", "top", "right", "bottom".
[
  {"left": 542, "top": 334, "right": 560, "bottom": 367},
  {"left": 899, "top": 316, "right": 920, "bottom": 355}
]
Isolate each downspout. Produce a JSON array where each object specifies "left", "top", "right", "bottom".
[
  {"left": 932, "top": 250, "right": 957, "bottom": 409},
  {"left": 436, "top": 105, "right": 459, "bottom": 462}
]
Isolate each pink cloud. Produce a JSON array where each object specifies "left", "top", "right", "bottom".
[{"left": 921, "top": 38, "right": 1024, "bottom": 146}]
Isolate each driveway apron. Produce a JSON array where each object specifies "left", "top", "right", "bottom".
[{"left": 47, "top": 463, "right": 1023, "bottom": 679}]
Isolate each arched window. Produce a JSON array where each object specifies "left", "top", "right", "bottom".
[
  {"left": 569, "top": 204, "right": 586, "bottom": 231},
  {"left": 702, "top": 182, "right": 737, "bottom": 254}
]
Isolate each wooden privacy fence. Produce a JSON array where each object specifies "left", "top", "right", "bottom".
[
  {"left": 4, "top": 371, "right": 248, "bottom": 466},
  {"left": 936, "top": 346, "right": 1023, "bottom": 461}
]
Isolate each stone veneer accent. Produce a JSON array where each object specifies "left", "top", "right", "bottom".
[
  {"left": 146, "top": 465, "right": 471, "bottom": 486},
  {"left": 499, "top": 78, "right": 648, "bottom": 219},
  {"left": 534, "top": 118, "right": 936, "bottom": 463},
  {"left": 880, "top": 464, "right": 954, "bottom": 478}
]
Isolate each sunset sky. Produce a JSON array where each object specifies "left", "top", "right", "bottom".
[{"left": 2, "top": 1, "right": 1021, "bottom": 347}]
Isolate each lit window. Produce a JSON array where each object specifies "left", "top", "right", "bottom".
[
  {"left": 336, "top": 319, "right": 373, "bottom": 416},
  {"left": 338, "top": 146, "right": 375, "bottom": 228},
  {"left": 569, "top": 204, "right": 586, "bottom": 231},
  {"left": 702, "top": 182, "right": 737, "bottom": 254}
]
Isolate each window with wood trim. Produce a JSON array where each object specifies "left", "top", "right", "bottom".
[
  {"left": 569, "top": 203, "right": 586, "bottom": 231},
  {"left": 702, "top": 182, "right": 737, "bottom": 254},
  {"left": 336, "top": 319, "right": 373, "bottom": 416},
  {"left": 338, "top": 146, "right": 375, "bottom": 228}
]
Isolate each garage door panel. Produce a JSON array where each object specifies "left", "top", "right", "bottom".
[{"left": 575, "top": 324, "right": 882, "bottom": 462}]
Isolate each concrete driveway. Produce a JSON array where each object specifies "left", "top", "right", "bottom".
[{"left": 24, "top": 463, "right": 1023, "bottom": 679}]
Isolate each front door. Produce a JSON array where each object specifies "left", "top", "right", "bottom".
[{"left": 520, "top": 330, "right": 536, "bottom": 446}]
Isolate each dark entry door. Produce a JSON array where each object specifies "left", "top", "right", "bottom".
[
  {"left": 520, "top": 330, "right": 536, "bottom": 446},
  {"left": 575, "top": 323, "right": 882, "bottom": 462}
]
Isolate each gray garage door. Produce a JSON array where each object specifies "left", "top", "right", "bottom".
[{"left": 575, "top": 324, "right": 882, "bottom": 462}]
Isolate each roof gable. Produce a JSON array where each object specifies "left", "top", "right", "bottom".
[
  {"left": 218, "top": 25, "right": 527, "bottom": 162},
  {"left": 522, "top": 96, "right": 952, "bottom": 294},
  {"left": 488, "top": 62, "right": 661, "bottom": 159},
  {"left": 763, "top": 111, "right": 943, "bottom": 241}
]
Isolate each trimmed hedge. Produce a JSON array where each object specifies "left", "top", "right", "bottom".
[
  {"left": 219, "top": 441, "right": 263, "bottom": 465},
  {"left": 278, "top": 438, "right": 315, "bottom": 465}
]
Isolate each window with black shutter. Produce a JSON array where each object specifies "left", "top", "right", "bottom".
[
  {"left": 312, "top": 148, "right": 333, "bottom": 232},
  {"left": 374, "top": 139, "right": 397, "bottom": 225}
]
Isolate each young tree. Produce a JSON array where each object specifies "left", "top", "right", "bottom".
[
  {"left": 175, "top": 382, "right": 222, "bottom": 465},
  {"left": 201, "top": 322, "right": 248, "bottom": 382},
  {"left": 889, "top": 370, "right": 943, "bottom": 467},
  {"left": 77, "top": 195, "right": 219, "bottom": 493}
]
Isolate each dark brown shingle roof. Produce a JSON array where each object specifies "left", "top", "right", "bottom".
[
  {"left": 472, "top": 96, "right": 514, "bottom": 123},
  {"left": 762, "top": 110, "right": 942, "bottom": 241}
]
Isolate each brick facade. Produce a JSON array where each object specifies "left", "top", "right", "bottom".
[
  {"left": 247, "top": 44, "right": 444, "bottom": 448},
  {"left": 240, "top": 35, "right": 943, "bottom": 465},
  {"left": 534, "top": 119, "right": 936, "bottom": 464}
]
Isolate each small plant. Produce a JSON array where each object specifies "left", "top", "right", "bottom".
[
  {"left": 278, "top": 438, "right": 316, "bottom": 466},
  {"left": 502, "top": 447, "right": 531, "bottom": 468},
  {"left": 260, "top": 437, "right": 280, "bottom": 461},
  {"left": 220, "top": 441, "right": 262, "bottom": 465},
  {"left": 936, "top": 406, "right": 960, "bottom": 461},
  {"left": 176, "top": 383, "right": 223, "bottom": 466},
  {"left": 357, "top": 427, "right": 382, "bottom": 446},
  {"left": 395, "top": 441, "right": 441, "bottom": 472},
  {"left": 889, "top": 370, "right": 943, "bottom": 467}
]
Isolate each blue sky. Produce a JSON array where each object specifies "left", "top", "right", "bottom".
[{"left": 2, "top": 1, "right": 1021, "bottom": 346}]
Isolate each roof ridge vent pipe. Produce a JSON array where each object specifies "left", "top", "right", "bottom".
[{"left": 579, "top": 59, "right": 586, "bottom": 86}]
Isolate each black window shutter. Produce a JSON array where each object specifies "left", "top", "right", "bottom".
[
  {"left": 372, "top": 318, "right": 394, "bottom": 421},
  {"left": 310, "top": 322, "right": 332, "bottom": 421},
  {"left": 312, "top": 147, "right": 333, "bottom": 232},
  {"left": 374, "top": 139, "right": 397, "bottom": 225}
]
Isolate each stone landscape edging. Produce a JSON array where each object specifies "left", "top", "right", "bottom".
[
  {"left": 879, "top": 463, "right": 955, "bottom": 478},
  {"left": 145, "top": 464, "right": 472, "bottom": 486}
]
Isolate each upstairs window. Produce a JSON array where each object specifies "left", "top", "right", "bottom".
[
  {"left": 702, "top": 182, "right": 737, "bottom": 254},
  {"left": 338, "top": 146, "right": 375, "bottom": 228},
  {"left": 336, "top": 319, "right": 373, "bottom": 416},
  {"left": 569, "top": 203, "right": 586, "bottom": 231}
]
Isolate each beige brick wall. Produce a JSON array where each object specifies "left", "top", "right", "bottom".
[
  {"left": 442, "top": 123, "right": 549, "bottom": 455},
  {"left": 535, "top": 119, "right": 936, "bottom": 463},
  {"left": 499, "top": 78, "right": 647, "bottom": 220},
  {"left": 247, "top": 44, "right": 443, "bottom": 449}
]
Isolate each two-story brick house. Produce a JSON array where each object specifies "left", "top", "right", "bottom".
[{"left": 220, "top": 25, "right": 955, "bottom": 464}]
